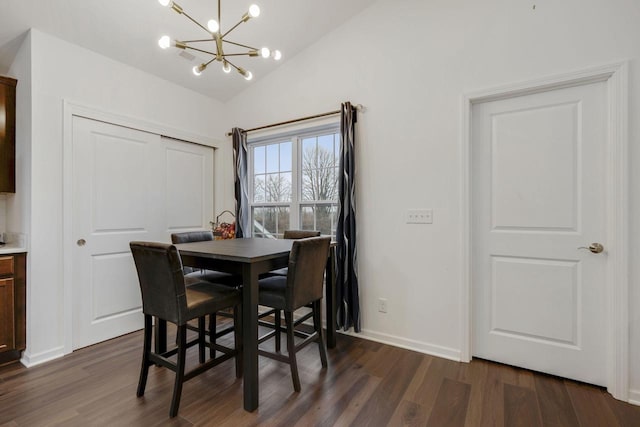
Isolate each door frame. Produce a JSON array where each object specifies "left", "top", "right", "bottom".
[
  {"left": 61, "top": 100, "right": 225, "bottom": 355},
  {"left": 459, "top": 62, "right": 629, "bottom": 400}
]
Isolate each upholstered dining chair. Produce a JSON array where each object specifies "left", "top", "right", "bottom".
[
  {"left": 267, "top": 230, "right": 321, "bottom": 277},
  {"left": 260, "top": 230, "right": 321, "bottom": 351},
  {"left": 257, "top": 236, "right": 330, "bottom": 392},
  {"left": 171, "top": 231, "right": 243, "bottom": 358},
  {"left": 171, "top": 231, "right": 241, "bottom": 286},
  {"left": 130, "top": 241, "right": 242, "bottom": 418}
]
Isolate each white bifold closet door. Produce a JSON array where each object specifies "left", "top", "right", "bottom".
[{"left": 72, "top": 116, "right": 214, "bottom": 350}]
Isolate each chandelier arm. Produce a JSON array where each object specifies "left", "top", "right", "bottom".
[
  {"left": 221, "top": 19, "right": 247, "bottom": 39},
  {"left": 184, "top": 45, "right": 218, "bottom": 57},
  {"left": 182, "top": 39, "right": 216, "bottom": 44},
  {"left": 223, "top": 59, "right": 241, "bottom": 72},
  {"left": 223, "top": 40, "right": 258, "bottom": 51},
  {"left": 221, "top": 52, "right": 258, "bottom": 57},
  {"left": 181, "top": 11, "right": 212, "bottom": 35}
]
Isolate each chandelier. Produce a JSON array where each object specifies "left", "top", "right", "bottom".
[{"left": 157, "top": 0, "right": 282, "bottom": 81}]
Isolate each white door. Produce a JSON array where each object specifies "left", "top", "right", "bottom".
[
  {"left": 471, "top": 80, "right": 608, "bottom": 386},
  {"left": 72, "top": 117, "right": 214, "bottom": 350}
]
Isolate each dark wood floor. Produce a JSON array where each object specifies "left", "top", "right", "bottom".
[{"left": 0, "top": 324, "right": 639, "bottom": 427}]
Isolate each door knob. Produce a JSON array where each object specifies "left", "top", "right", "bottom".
[
  {"left": 77, "top": 239, "right": 86, "bottom": 246},
  {"left": 578, "top": 243, "right": 604, "bottom": 254}
]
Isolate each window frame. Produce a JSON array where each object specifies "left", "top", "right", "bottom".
[{"left": 247, "top": 122, "right": 340, "bottom": 238}]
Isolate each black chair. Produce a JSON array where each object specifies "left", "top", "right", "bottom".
[
  {"left": 171, "top": 231, "right": 241, "bottom": 287},
  {"left": 259, "top": 230, "right": 321, "bottom": 351},
  {"left": 171, "top": 231, "right": 243, "bottom": 358},
  {"left": 130, "top": 241, "right": 242, "bottom": 418},
  {"left": 267, "top": 230, "right": 321, "bottom": 277},
  {"left": 257, "top": 236, "right": 330, "bottom": 392}
]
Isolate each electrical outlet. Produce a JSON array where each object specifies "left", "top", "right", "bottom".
[
  {"left": 406, "top": 209, "right": 433, "bottom": 224},
  {"left": 378, "top": 298, "right": 388, "bottom": 313}
]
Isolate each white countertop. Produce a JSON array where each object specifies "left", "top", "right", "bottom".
[
  {"left": 0, "top": 244, "right": 27, "bottom": 254},
  {"left": 0, "top": 233, "right": 28, "bottom": 254}
]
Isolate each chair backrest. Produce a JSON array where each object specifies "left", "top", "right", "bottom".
[
  {"left": 130, "top": 241, "right": 187, "bottom": 324},
  {"left": 283, "top": 230, "right": 321, "bottom": 240},
  {"left": 171, "top": 231, "right": 214, "bottom": 244},
  {"left": 170, "top": 231, "right": 214, "bottom": 274},
  {"left": 286, "top": 236, "right": 331, "bottom": 310}
]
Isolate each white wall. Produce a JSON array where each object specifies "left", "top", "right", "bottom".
[
  {"left": 227, "top": 0, "right": 640, "bottom": 401},
  {"left": 0, "top": 196, "right": 5, "bottom": 233},
  {"left": 10, "top": 29, "right": 233, "bottom": 364}
]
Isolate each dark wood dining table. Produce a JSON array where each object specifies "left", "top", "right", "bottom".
[{"left": 170, "top": 237, "right": 337, "bottom": 412}]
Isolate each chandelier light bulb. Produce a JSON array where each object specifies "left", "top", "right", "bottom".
[
  {"left": 222, "top": 61, "right": 231, "bottom": 73},
  {"left": 248, "top": 4, "right": 260, "bottom": 18},
  {"left": 260, "top": 47, "right": 270, "bottom": 58},
  {"left": 244, "top": 71, "right": 253, "bottom": 81},
  {"left": 193, "top": 64, "right": 206, "bottom": 76},
  {"left": 158, "top": 0, "right": 171, "bottom": 7},
  {"left": 207, "top": 19, "right": 219, "bottom": 33},
  {"left": 158, "top": 35, "right": 171, "bottom": 49},
  {"left": 272, "top": 50, "right": 282, "bottom": 61}
]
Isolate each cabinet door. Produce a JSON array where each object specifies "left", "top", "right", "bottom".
[
  {"left": 0, "top": 278, "right": 15, "bottom": 352},
  {"left": 0, "top": 76, "right": 17, "bottom": 193}
]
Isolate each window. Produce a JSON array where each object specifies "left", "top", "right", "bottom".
[{"left": 249, "top": 124, "right": 340, "bottom": 238}]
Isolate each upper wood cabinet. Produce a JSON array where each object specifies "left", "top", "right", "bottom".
[{"left": 0, "top": 76, "right": 17, "bottom": 193}]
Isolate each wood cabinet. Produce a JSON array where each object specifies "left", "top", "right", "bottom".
[
  {"left": 0, "top": 253, "right": 26, "bottom": 365},
  {"left": 0, "top": 76, "right": 17, "bottom": 193}
]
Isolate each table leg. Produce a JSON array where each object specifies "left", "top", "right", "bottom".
[
  {"left": 326, "top": 245, "right": 337, "bottom": 348},
  {"left": 242, "top": 264, "right": 259, "bottom": 411}
]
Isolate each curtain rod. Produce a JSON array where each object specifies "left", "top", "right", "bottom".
[{"left": 226, "top": 104, "right": 363, "bottom": 137}]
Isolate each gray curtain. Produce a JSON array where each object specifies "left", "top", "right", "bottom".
[
  {"left": 232, "top": 128, "right": 250, "bottom": 238},
  {"left": 336, "top": 102, "right": 360, "bottom": 332}
]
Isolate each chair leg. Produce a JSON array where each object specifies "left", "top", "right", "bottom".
[
  {"left": 312, "top": 301, "right": 328, "bottom": 368},
  {"left": 274, "top": 309, "right": 281, "bottom": 352},
  {"left": 285, "top": 311, "right": 301, "bottom": 392},
  {"left": 170, "top": 325, "right": 187, "bottom": 418},
  {"left": 234, "top": 304, "right": 243, "bottom": 378},
  {"left": 198, "top": 316, "right": 206, "bottom": 364},
  {"left": 209, "top": 314, "right": 216, "bottom": 359},
  {"left": 137, "top": 314, "right": 153, "bottom": 397}
]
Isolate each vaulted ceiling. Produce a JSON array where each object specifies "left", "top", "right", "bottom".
[{"left": 0, "top": 0, "right": 375, "bottom": 102}]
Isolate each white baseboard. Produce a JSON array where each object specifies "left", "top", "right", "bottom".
[
  {"left": 20, "top": 346, "right": 65, "bottom": 367},
  {"left": 337, "top": 328, "right": 462, "bottom": 362},
  {"left": 629, "top": 389, "right": 640, "bottom": 406}
]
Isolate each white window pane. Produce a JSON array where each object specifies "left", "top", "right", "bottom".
[
  {"left": 301, "top": 206, "right": 315, "bottom": 230},
  {"left": 266, "top": 144, "right": 279, "bottom": 173},
  {"left": 252, "top": 207, "right": 265, "bottom": 235},
  {"left": 318, "top": 134, "right": 333, "bottom": 159},
  {"left": 254, "top": 145, "right": 265, "bottom": 174},
  {"left": 265, "top": 173, "right": 289, "bottom": 202},
  {"left": 316, "top": 205, "right": 333, "bottom": 236},
  {"left": 263, "top": 207, "right": 277, "bottom": 236},
  {"left": 253, "top": 206, "right": 291, "bottom": 238},
  {"left": 302, "top": 137, "right": 316, "bottom": 169},
  {"left": 280, "top": 172, "right": 292, "bottom": 202},
  {"left": 254, "top": 175, "right": 266, "bottom": 202},
  {"left": 280, "top": 141, "right": 292, "bottom": 172},
  {"left": 277, "top": 207, "right": 290, "bottom": 237}
]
